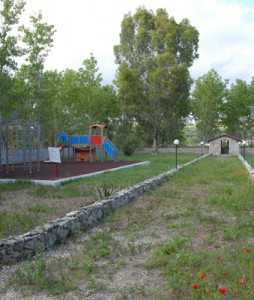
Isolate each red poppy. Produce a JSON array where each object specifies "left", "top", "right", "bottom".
[
  {"left": 246, "top": 249, "right": 250, "bottom": 253},
  {"left": 223, "top": 272, "right": 227, "bottom": 277},
  {"left": 199, "top": 274, "right": 206, "bottom": 280},
  {"left": 236, "top": 170, "right": 244, "bottom": 175},
  {"left": 192, "top": 284, "right": 200, "bottom": 290},
  {"left": 219, "top": 288, "right": 227, "bottom": 294},
  {"left": 217, "top": 257, "right": 222, "bottom": 260},
  {"left": 239, "top": 278, "right": 246, "bottom": 285}
]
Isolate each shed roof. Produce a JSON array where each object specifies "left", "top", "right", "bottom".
[{"left": 207, "top": 134, "right": 242, "bottom": 143}]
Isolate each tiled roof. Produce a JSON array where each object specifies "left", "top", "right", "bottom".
[{"left": 207, "top": 134, "right": 242, "bottom": 143}]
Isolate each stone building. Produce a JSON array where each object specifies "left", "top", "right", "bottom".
[{"left": 207, "top": 134, "right": 242, "bottom": 155}]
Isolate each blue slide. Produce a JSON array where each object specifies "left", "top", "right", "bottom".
[{"left": 103, "top": 138, "right": 118, "bottom": 160}]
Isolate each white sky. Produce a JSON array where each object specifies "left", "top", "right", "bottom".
[{"left": 20, "top": 0, "right": 254, "bottom": 85}]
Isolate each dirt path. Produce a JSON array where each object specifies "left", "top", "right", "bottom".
[{"left": 0, "top": 186, "right": 174, "bottom": 300}]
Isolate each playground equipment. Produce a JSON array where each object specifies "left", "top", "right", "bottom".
[
  {"left": 57, "top": 123, "right": 118, "bottom": 162},
  {"left": 0, "top": 121, "right": 41, "bottom": 174}
]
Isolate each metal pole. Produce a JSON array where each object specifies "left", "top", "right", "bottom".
[
  {"left": 29, "top": 124, "right": 32, "bottom": 173},
  {"left": 37, "top": 122, "right": 40, "bottom": 171},
  {"left": 175, "top": 145, "right": 178, "bottom": 169},
  {"left": 6, "top": 122, "right": 9, "bottom": 174},
  {"left": 0, "top": 121, "right": 2, "bottom": 172}
]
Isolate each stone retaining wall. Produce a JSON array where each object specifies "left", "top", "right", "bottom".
[{"left": 0, "top": 154, "right": 211, "bottom": 265}]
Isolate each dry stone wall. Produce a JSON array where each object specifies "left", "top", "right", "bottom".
[{"left": 0, "top": 154, "right": 211, "bottom": 265}]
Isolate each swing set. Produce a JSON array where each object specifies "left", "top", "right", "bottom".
[{"left": 0, "top": 121, "right": 41, "bottom": 174}]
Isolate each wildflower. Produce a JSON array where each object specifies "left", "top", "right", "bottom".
[
  {"left": 217, "top": 257, "right": 222, "bottom": 260},
  {"left": 192, "top": 284, "right": 200, "bottom": 290},
  {"left": 239, "top": 278, "right": 246, "bottom": 285},
  {"left": 246, "top": 249, "right": 250, "bottom": 253},
  {"left": 223, "top": 272, "right": 227, "bottom": 277},
  {"left": 219, "top": 288, "right": 227, "bottom": 294},
  {"left": 236, "top": 170, "right": 244, "bottom": 175},
  {"left": 199, "top": 274, "right": 206, "bottom": 280}
]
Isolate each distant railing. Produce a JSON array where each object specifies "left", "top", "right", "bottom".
[{"left": 135, "top": 147, "right": 209, "bottom": 154}]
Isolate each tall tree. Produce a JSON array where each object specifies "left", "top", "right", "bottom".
[
  {"left": 9, "top": 65, "right": 30, "bottom": 119},
  {"left": 92, "top": 84, "right": 119, "bottom": 131},
  {"left": 60, "top": 54, "right": 103, "bottom": 133},
  {"left": 39, "top": 70, "right": 65, "bottom": 145},
  {"left": 0, "top": 0, "right": 26, "bottom": 117},
  {"left": 60, "top": 68, "right": 81, "bottom": 132},
  {"left": 247, "top": 77, "right": 254, "bottom": 142},
  {"left": 222, "top": 79, "right": 252, "bottom": 139},
  {"left": 114, "top": 7, "right": 199, "bottom": 153},
  {"left": 191, "top": 69, "right": 227, "bottom": 142},
  {"left": 60, "top": 54, "right": 120, "bottom": 135},
  {"left": 19, "top": 12, "right": 55, "bottom": 123},
  {"left": 77, "top": 54, "right": 103, "bottom": 125}
]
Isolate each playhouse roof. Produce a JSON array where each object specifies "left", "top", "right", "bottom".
[
  {"left": 207, "top": 134, "right": 242, "bottom": 143},
  {"left": 89, "top": 124, "right": 107, "bottom": 129}
]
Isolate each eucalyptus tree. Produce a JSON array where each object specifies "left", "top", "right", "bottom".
[
  {"left": 191, "top": 69, "right": 227, "bottom": 142},
  {"left": 19, "top": 12, "right": 55, "bottom": 123},
  {"left": 0, "top": 0, "right": 26, "bottom": 117},
  {"left": 114, "top": 7, "right": 199, "bottom": 153}
]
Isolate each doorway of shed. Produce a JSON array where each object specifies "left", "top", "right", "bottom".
[{"left": 221, "top": 140, "right": 229, "bottom": 154}]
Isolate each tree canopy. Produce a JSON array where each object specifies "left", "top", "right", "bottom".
[
  {"left": 191, "top": 69, "right": 227, "bottom": 142},
  {"left": 114, "top": 7, "right": 199, "bottom": 152},
  {"left": 221, "top": 79, "right": 254, "bottom": 140},
  {"left": 0, "top": 0, "right": 26, "bottom": 116},
  {"left": 2, "top": 2, "right": 254, "bottom": 148}
]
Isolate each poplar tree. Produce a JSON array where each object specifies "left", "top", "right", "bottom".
[
  {"left": 0, "top": 0, "right": 26, "bottom": 117},
  {"left": 19, "top": 12, "right": 55, "bottom": 122},
  {"left": 191, "top": 69, "right": 227, "bottom": 142},
  {"left": 222, "top": 79, "right": 253, "bottom": 139}
]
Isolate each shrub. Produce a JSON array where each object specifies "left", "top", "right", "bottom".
[{"left": 122, "top": 134, "right": 141, "bottom": 156}]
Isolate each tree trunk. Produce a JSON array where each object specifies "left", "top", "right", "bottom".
[{"left": 152, "top": 128, "right": 158, "bottom": 155}]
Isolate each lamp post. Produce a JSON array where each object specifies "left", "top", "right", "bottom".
[
  {"left": 174, "top": 139, "right": 179, "bottom": 169},
  {"left": 200, "top": 141, "right": 204, "bottom": 156},
  {"left": 242, "top": 140, "right": 246, "bottom": 161}
]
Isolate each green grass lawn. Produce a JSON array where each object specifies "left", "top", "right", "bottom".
[
  {"left": 0, "top": 152, "right": 199, "bottom": 239},
  {"left": 245, "top": 154, "right": 254, "bottom": 168},
  {"left": 4, "top": 154, "right": 254, "bottom": 299},
  {"left": 148, "top": 155, "right": 254, "bottom": 299}
]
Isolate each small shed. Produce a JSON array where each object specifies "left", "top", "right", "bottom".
[{"left": 207, "top": 134, "right": 242, "bottom": 155}]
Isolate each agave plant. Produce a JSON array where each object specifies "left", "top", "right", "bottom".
[{"left": 93, "top": 183, "right": 118, "bottom": 201}]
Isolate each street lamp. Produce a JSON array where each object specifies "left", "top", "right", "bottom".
[
  {"left": 200, "top": 141, "right": 204, "bottom": 156},
  {"left": 174, "top": 139, "right": 179, "bottom": 169},
  {"left": 242, "top": 140, "right": 246, "bottom": 161}
]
